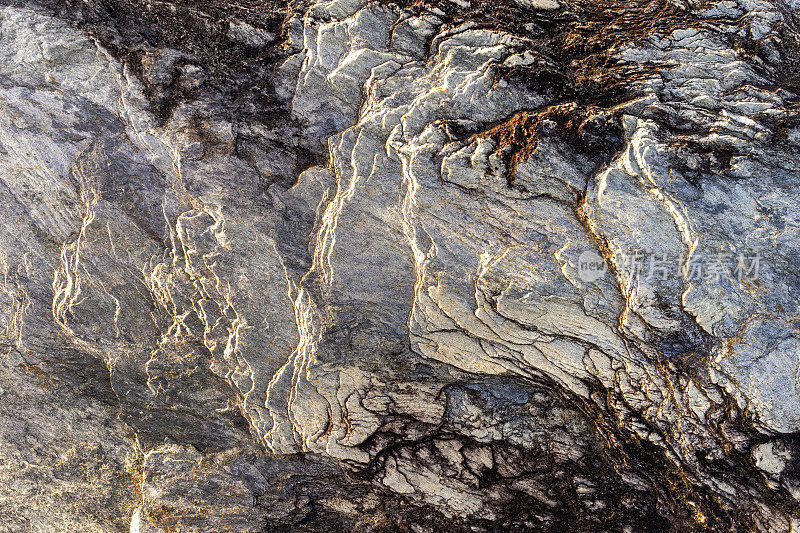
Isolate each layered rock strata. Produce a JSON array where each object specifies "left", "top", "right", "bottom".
[{"left": 0, "top": 0, "right": 799, "bottom": 530}]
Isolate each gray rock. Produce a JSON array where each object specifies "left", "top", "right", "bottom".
[{"left": 0, "top": 0, "right": 799, "bottom": 530}]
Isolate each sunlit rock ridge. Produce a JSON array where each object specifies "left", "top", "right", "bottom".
[{"left": 0, "top": 0, "right": 799, "bottom": 530}]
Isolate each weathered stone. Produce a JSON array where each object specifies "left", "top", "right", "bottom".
[{"left": 0, "top": 0, "right": 799, "bottom": 530}]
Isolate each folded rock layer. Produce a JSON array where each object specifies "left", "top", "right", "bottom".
[{"left": 0, "top": 0, "right": 799, "bottom": 530}]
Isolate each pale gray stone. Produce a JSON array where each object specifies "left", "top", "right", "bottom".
[{"left": 0, "top": 0, "right": 799, "bottom": 530}]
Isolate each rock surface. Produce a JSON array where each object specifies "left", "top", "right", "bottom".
[{"left": 0, "top": 0, "right": 799, "bottom": 530}]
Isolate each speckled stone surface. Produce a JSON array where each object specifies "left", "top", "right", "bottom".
[{"left": 0, "top": 0, "right": 799, "bottom": 530}]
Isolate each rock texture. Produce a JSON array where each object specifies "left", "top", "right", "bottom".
[{"left": 0, "top": 0, "right": 799, "bottom": 530}]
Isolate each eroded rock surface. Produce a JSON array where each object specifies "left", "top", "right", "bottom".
[{"left": 0, "top": 0, "right": 799, "bottom": 530}]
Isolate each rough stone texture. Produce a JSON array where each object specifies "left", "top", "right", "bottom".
[{"left": 0, "top": 0, "right": 799, "bottom": 531}]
